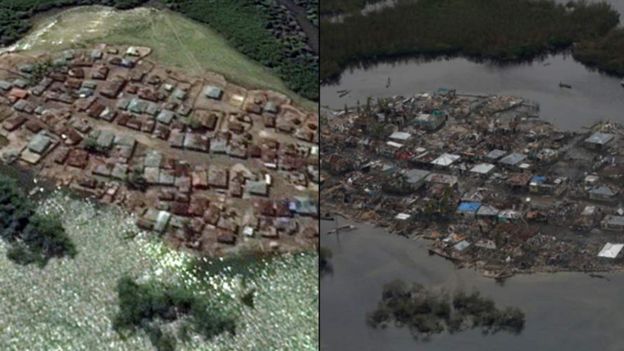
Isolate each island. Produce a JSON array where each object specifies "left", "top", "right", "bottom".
[{"left": 322, "top": 88, "right": 624, "bottom": 279}]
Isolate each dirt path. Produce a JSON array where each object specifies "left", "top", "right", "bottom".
[{"left": 157, "top": 10, "right": 203, "bottom": 74}]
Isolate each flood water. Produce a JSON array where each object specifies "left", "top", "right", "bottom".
[
  {"left": 322, "top": 0, "right": 624, "bottom": 131},
  {"left": 321, "top": 220, "right": 624, "bottom": 351},
  {"left": 321, "top": 2, "right": 624, "bottom": 350},
  {"left": 321, "top": 53, "right": 624, "bottom": 131}
]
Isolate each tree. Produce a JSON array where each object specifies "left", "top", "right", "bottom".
[
  {"left": 126, "top": 169, "right": 148, "bottom": 192},
  {"left": 0, "top": 174, "right": 74, "bottom": 267}
]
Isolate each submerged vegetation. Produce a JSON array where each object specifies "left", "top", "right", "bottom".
[
  {"left": 0, "top": 174, "right": 75, "bottom": 267},
  {"left": 321, "top": 0, "right": 620, "bottom": 80},
  {"left": 113, "top": 275, "right": 236, "bottom": 351},
  {"left": 367, "top": 280, "right": 525, "bottom": 338},
  {"left": 0, "top": 193, "right": 318, "bottom": 350},
  {"left": 574, "top": 27, "right": 624, "bottom": 77}
]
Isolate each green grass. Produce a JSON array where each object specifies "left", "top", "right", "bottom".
[{"left": 9, "top": 6, "right": 316, "bottom": 111}]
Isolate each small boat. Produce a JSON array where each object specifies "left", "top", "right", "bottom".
[
  {"left": 589, "top": 273, "right": 610, "bottom": 281},
  {"left": 338, "top": 90, "right": 350, "bottom": 98},
  {"left": 559, "top": 82, "right": 572, "bottom": 89},
  {"left": 386, "top": 77, "right": 391, "bottom": 88}
]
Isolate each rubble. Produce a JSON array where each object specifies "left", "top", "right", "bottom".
[{"left": 322, "top": 90, "right": 624, "bottom": 279}]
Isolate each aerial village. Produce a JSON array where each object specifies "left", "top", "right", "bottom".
[
  {"left": 0, "top": 45, "right": 319, "bottom": 255},
  {"left": 322, "top": 89, "right": 624, "bottom": 279}
]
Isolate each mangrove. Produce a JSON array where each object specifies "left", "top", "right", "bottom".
[
  {"left": 321, "top": 0, "right": 620, "bottom": 81},
  {"left": 0, "top": 174, "right": 75, "bottom": 267},
  {"left": 367, "top": 280, "right": 525, "bottom": 338}
]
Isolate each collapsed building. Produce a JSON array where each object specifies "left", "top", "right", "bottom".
[{"left": 322, "top": 90, "right": 624, "bottom": 278}]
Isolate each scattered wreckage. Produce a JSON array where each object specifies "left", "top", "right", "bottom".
[{"left": 322, "top": 89, "right": 624, "bottom": 279}]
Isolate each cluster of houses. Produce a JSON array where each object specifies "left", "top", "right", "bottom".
[
  {"left": 0, "top": 45, "right": 319, "bottom": 254},
  {"left": 323, "top": 91, "right": 624, "bottom": 273}
]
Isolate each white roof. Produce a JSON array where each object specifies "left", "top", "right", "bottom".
[
  {"left": 585, "top": 175, "right": 599, "bottom": 183},
  {"left": 386, "top": 141, "right": 403, "bottom": 148},
  {"left": 585, "top": 132, "right": 614, "bottom": 145},
  {"left": 431, "top": 153, "right": 460, "bottom": 167},
  {"left": 243, "top": 226, "right": 254, "bottom": 237},
  {"left": 581, "top": 206, "right": 596, "bottom": 216},
  {"left": 395, "top": 213, "right": 411, "bottom": 220},
  {"left": 598, "top": 243, "right": 624, "bottom": 258},
  {"left": 388, "top": 131, "right": 411, "bottom": 141},
  {"left": 470, "top": 163, "right": 495, "bottom": 174},
  {"left": 498, "top": 210, "right": 521, "bottom": 219}
]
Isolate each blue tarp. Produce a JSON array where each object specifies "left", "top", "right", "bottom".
[
  {"left": 457, "top": 201, "right": 481, "bottom": 213},
  {"left": 531, "top": 176, "right": 546, "bottom": 184}
]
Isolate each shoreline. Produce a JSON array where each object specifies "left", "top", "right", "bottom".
[
  {"left": 321, "top": 90, "right": 624, "bottom": 280},
  {"left": 322, "top": 204, "right": 624, "bottom": 281}
]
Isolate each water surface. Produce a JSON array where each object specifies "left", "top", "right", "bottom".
[
  {"left": 321, "top": 220, "right": 624, "bottom": 351},
  {"left": 321, "top": 53, "right": 624, "bottom": 130}
]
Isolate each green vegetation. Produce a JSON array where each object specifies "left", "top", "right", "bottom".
[
  {"left": 422, "top": 186, "right": 455, "bottom": 220},
  {"left": 113, "top": 275, "right": 236, "bottom": 351},
  {"left": 0, "top": 174, "right": 75, "bottom": 267},
  {"left": 163, "top": 0, "right": 318, "bottom": 101},
  {"left": 294, "top": 0, "right": 319, "bottom": 25},
  {"left": 321, "top": 0, "right": 620, "bottom": 80},
  {"left": 574, "top": 28, "right": 624, "bottom": 77},
  {"left": 367, "top": 280, "right": 525, "bottom": 338},
  {"left": 13, "top": 6, "right": 315, "bottom": 110},
  {"left": 0, "top": 1, "right": 318, "bottom": 102}
]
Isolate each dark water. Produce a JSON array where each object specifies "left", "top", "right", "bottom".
[
  {"left": 321, "top": 220, "right": 624, "bottom": 351},
  {"left": 320, "top": 2, "right": 624, "bottom": 349},
  {"left": 322, "top": 0, "right": 624, "bottom": 131},
  {"left": 321, "top": 53, "right": 624, "bottom": 131}
]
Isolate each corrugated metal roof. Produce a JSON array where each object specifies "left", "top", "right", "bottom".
[
  {"left": 457, "top": 201, "right": 481, "bottom": 213},
  {"left": 598, "top": 242, "right": 624, "bottom": 258},
  {"left": 470, "top": 163, "right": 495, "bottom": 174},
  {"left": 585, "top": 132, "right": 614, "bottom": 145},
  {"left": 431, "top": 153, "right": 460, "bottom": 166},
  {"left": 499, "top": 152, "right": 526, "bottom": 166}
]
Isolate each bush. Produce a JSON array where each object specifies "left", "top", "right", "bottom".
[
  {"left": 368, "top": 280, "right": 525, "bottom": 338},
  {"left": 321, "top": 0, "right": 620, "bottom": 81},
  {"left": 163, "top": 0, "right": 318, "bottom": 100},
  {"left": 113, "top": 275, "right": 236, "bottom": 350},
  {"left": 0, "top": 174, "right": 74, "bottom": 266}
]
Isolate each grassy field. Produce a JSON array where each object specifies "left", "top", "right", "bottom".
[
  {"left": 0, "top": 192, "right": 318, "bottom": 350},
  {"left": 7, "top": 5, "right": 315, "bottom": 111}
]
